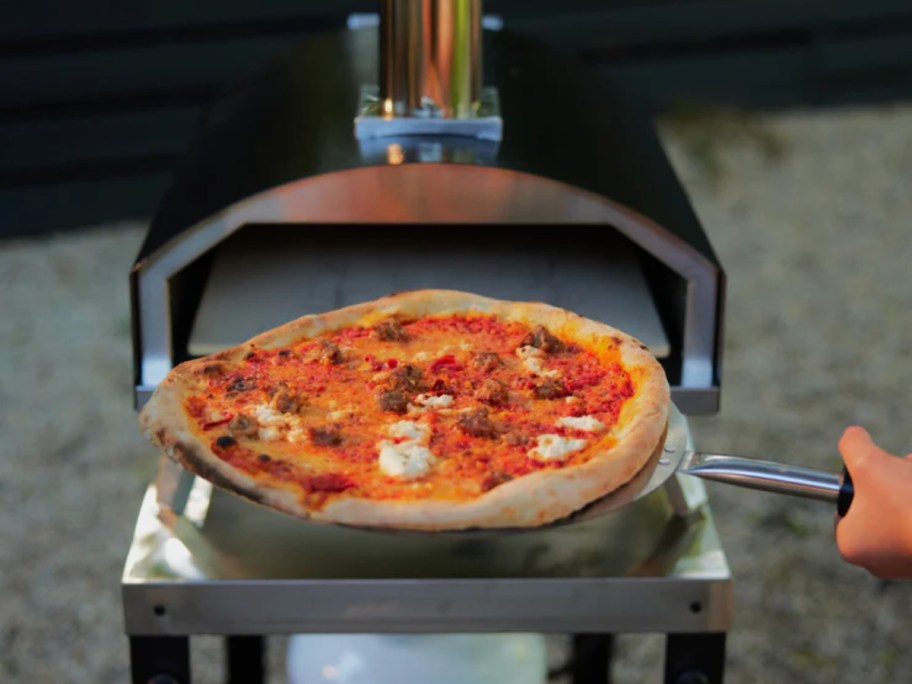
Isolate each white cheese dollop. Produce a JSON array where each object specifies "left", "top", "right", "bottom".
[
  {"left": 528, "top": 434, "right": 588, "bottom": 462},
  {"left": 253, "top": 404, "right": 289, "bottom": 427},
  {"left": 387, "top": 420, "right": 430, "bottom": 442},
  {"left": 378, "top": 441, "right": 437, "bottom": 479},
  {"left": 515, "top": 345, "right": 561, "bottom": 378},
  {"left": 412, "top": 394, "right": 454, "bottom": 410},
  {"left": 515, "top": 345, "right": 541, "bottom": 362},
  {"left": 378, "top": 419, "right": 437, "bottom": 479},
  {"left": 253, "top": 404, "right": 291, "bottom": 441},
  {"left": 258, "top": 426, "right": 283, "bottom": 441},
  {"left": 555, "top": 415, "right": 605, "bottom": 432},
  {"left": 252, "top": 403, "right": 305, "bottom": 442},
  {"left": 286, "top": 427, "right": 309, "bottom": 444}
]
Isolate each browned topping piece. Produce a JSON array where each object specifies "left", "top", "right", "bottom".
[
  {"left": 308, "top": 426, "right": 343, "bottom": 447},
  {"left": 229, "top": 414, "right": 259, "bottom": 439},
  {"left": 476, "top": 378, "right": 509, "bottom": 407},
  {"left": 215, "top": 435, "right": 237, "bottom": 449},
  {"left": 377, "top": 389, "right": 410, "bottom": 414},
  {"left": 318, "top": 340, "right": 344, "bottom": 365},
  {"left": 473, "top": 351, "right": 502, "bottom": 372},
  {"left": 428, "top": 378, "right": 451, "bottom": 395},
  {"left": 273, "top": 387, "right": 302, "bottom": 414},
  {"left": 504, "top": 432, "right": 530, "bottom": 447},
  {"left": 532, "top": 378, "right": 569, "bottom": 400},
  {"left": 521, "top": 325, "right": 564, "bottom": 354},
  {"left": 258, "top": 453, "right": 271, "bottom": 462},
  {"left": 201, "top": 363, "right": 226, "bottom": 376},
  {"left": 373, "top": 318, "right": 408, "bottom": 342},
  {"left": 228, "top": 377, "right": 256, "bottom": 392},
  {"left": 244, "top": 351, "right": 258, "bottom": 360},
  {"left": 276, "top": 349, "right": 300, "bottom": 362},
  {"left": 457, "top": 407, "right": 498, "bottom": 438},
  {"left": 389, "top": 364, "right": 425, "bottom": 393},
  {"left": 481, "top": 471, "right": 514, "bottom": 492}
]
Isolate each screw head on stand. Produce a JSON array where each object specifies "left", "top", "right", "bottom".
[
  {"left": 146, "top": 675, "right": 180, "bottom": 684},
  {"left": 675, "top": 670, "right": 711, "bottom": 684}
]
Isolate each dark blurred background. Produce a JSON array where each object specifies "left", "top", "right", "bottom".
[{"left": 3, "top": 0, "right": 912, "bottom": 237}]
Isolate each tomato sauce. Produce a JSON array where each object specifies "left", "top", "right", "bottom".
[{"left": 187, "top": 314, "right": 636, "bottom": 506}]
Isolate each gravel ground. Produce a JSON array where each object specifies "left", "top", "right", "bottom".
[{"left": 1, "top": 103, "right": 910, "bottom": 683}]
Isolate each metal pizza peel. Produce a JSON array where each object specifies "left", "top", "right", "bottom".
[{"left": 550, "top": 403, "right": 855, "bottom": 530}]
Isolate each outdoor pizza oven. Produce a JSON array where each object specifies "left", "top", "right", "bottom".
[
  {"left": 129, "top": 1, "right": 725, "bottom": 417},
  {"left": 123, "top": 4, "right": 733, "bottom": 683}
]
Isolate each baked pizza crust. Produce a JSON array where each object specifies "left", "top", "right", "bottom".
[{"left": 140, "top": 289, "right": 670, "bottom": 530}]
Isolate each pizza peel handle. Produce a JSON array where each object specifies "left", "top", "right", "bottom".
[{"left": 677, "top": 452, "right": 855, "bottom": 516}]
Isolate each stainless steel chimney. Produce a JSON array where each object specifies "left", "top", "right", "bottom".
[
  {"left": 379, "top": 0, "right": 482, "bottom": 118},
  {"left": 354, "top": 0, "right": 500, "bottom": 142}
]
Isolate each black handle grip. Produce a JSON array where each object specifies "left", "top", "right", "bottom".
[{"left": 836, "top": 466, "right": 854, "bottom": 517}]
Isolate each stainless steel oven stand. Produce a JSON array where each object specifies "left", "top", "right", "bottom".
[{"left": 122, "top": 456, "right": 731, "bottom": 684}]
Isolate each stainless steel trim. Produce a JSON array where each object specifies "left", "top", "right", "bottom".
[
  {"left": 354, "top": 84, "right": 502, "bottom": 141},
  {"left": 123, "top": 576, "right": 731, "bottom": 635},
  {"left": 379, "top": 0, "right": 482, "bottom": 119},
  {"left": 349, "top": 12, "right": 503, "bottom": 32},
  {"left": 135, "top": 165, "right": 719, "bottom": 397}
]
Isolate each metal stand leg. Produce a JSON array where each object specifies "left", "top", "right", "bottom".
[
  {"left": 664, "top": 633, "right": 726, "bottom": 684},
  {"left": 130, "top": 636, "right": 191, "bottom": 684},
  {"left": 571, "top": 634, "right": 613, "bottom": 684},
  {"left": 226, "top": 636, "right": 265, "bottom": 684}
]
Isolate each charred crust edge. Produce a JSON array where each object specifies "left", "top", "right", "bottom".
[{"left": 170, "top": 441, "right": 282, "bottom": 513}]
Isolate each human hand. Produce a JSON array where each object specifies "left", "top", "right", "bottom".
[{"left": 836, "top": 426, "right": 912, "bottom": 579}]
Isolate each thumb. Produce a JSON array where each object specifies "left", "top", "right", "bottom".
[
  {"left": 838, "top": 425, "right": 890, "bottom": 470},
  {"left": 904, "top": 453, "right": 912, "bottom": 463}
]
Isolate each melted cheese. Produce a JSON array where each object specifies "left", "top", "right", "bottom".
[
  {"left": 387, "top": 420, "right": 430, "bottom": 442},
  {"left": 410, "top": 394, "right": 454, "bottom": 412},
  {"left": 253, "top": 404, "right": 289, "bottom": 427},
  {"left": 258, "top": 426, "right": 283, "bottom": 441},
  {"left": 286, "top": 427, "right": 308, "bottom": 444},
  {"left": 252, "top": 403, "right": 304, "bottom": 442},
  {"left": 378, "top": 441, "right": 437, "bottom": 479},
  {"left": 515, "top": 345, "right": 561, "bottom": 378},
  {"left": 377, "top": 419, "right": 437, "bottom": 479},
  {"left": 528, "top": 434, "right": 587, "bottom": 462},
  {"left": 556, "top": 415, "right": 604, "bottom": 432}
]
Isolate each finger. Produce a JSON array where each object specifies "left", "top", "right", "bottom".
[{"left": 904, "top": 453, "right": 912, "bottom": 463}]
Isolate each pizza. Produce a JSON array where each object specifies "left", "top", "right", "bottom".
[{"left": 139, "top": 289, "right": 669, "bottom": 531}]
